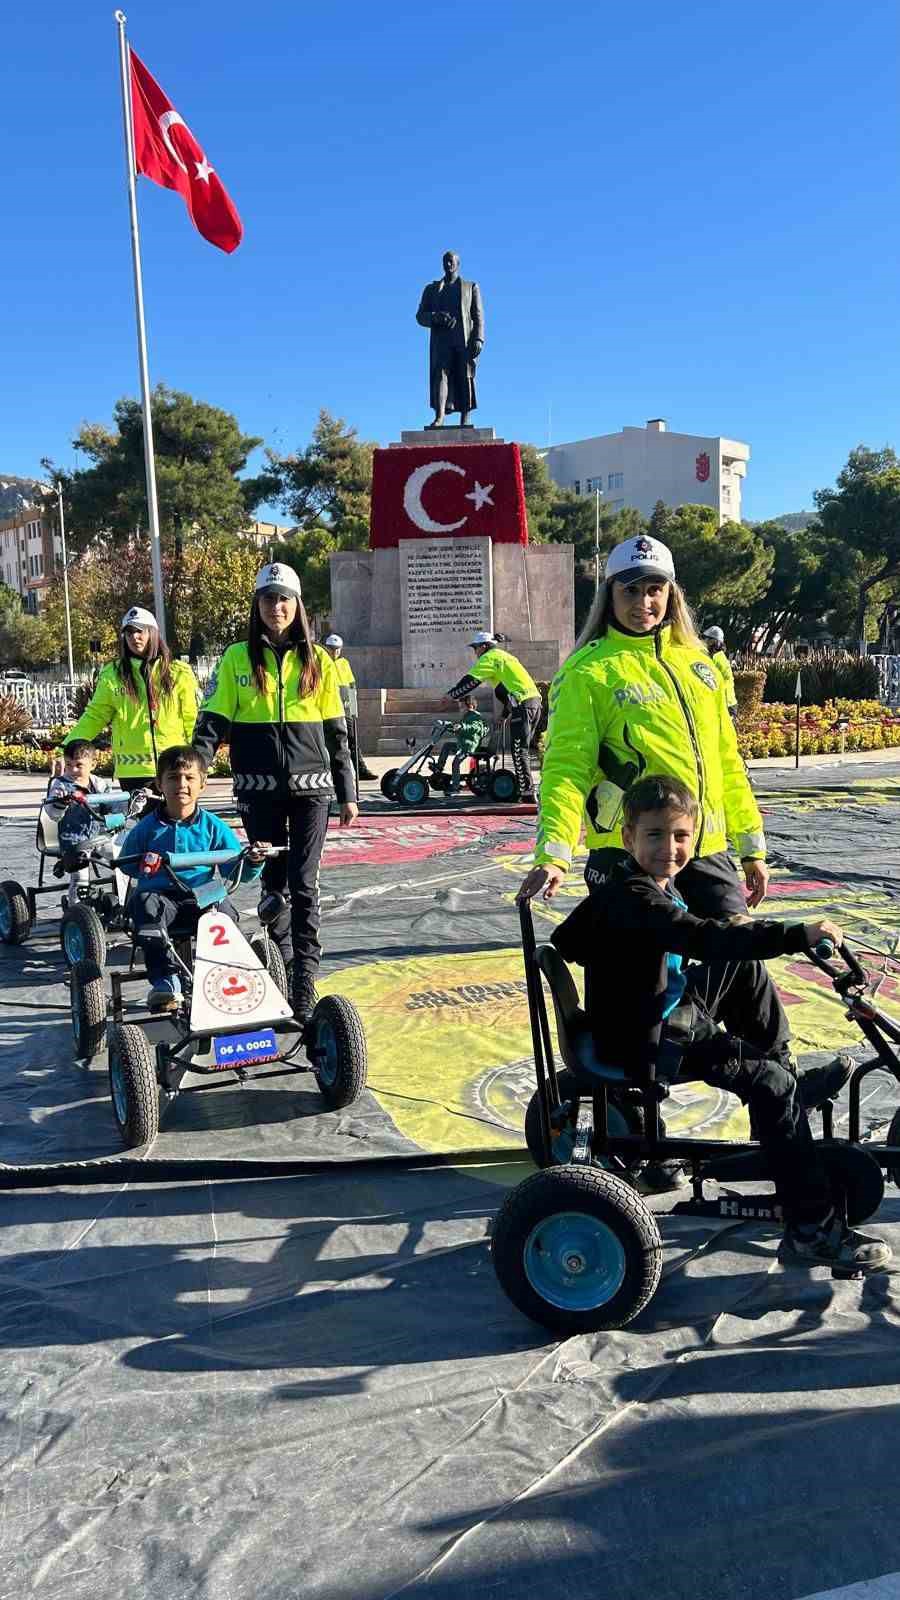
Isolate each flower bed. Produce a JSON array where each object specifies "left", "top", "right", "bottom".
[
  {"left": 0, "top": 743, "right": 233, "bottom": 777},
  {"left": 736, "top": 701, "right": 900, "bottom": 760}
]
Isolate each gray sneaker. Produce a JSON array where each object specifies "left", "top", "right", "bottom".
[
  {"left": 781, "top": 1212, "right": 891, "bottom": 1272},
  {"left": 797, "top": 1053, "right": 855, "bottom": 1110}
]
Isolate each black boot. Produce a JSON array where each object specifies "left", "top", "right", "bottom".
[
  {"left": 292, "top": 974, "right": 319, "bottom": 1028},
  {"left": 357, "top": 764, "right": 377, "bottom": 781}
]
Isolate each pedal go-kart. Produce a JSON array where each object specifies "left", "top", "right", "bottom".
[
  {"left": 0, "top": 788, "right": 135, "bottom": 967},
  {"left": 491, "top": 902, "right": 900, "bottom": 1336},
  {"left": 381, "top": 717, "right": 522, "bottom": 807},
  {"left": 69, "top": 843, "right": 368, "bottom": 1149}
]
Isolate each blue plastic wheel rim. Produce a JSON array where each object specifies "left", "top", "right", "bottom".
[
  {"left": 403, "top": 778, "right": 427, "bottom": 805},
  {"left": 63, "top": 920, "right": 85, "bottom": 964},
  {"left": 524, "top": 1210, "right": 626, "bottom": 1311},
  {"left": 110, "top": 1049, "right": 128, "bottom": 1125},
  {"left": 314, "top": 1019, "right": 338, "bottom": 1087},
  {"left": 0, "top": 894, "right": 11, "bottom": 939}
]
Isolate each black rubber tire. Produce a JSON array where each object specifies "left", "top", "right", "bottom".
[
  {"left": 0, "top": 879, "right": 32, "bottom": 946},
  {"left": 308, "top": 994, "right": 368, "bottom": 1110},
  {"left": 491, "top": 1164, "right": 663, "bottom": 1335},
  {"left": 819, "top": 1142, "right": 885, "bottom": 1225},
  {"left": 489, "top": 770, "right": 519, "bottom": 804},
  {"left": 398, "top": 774, "right": 429, "bottom": 807},
  {"left": 887, "top": 1107, "right": 900, "bottom": 1187},
  {"left": 467, "top": 770, "right": 490, "bottom": 796},
  {"left": 380, "top": 768, "right": 399, "bottom": 799},
  {"left": 70, "top": 958, "right": 107, "bottom": 1062},
  {"left": 250, "top": 933, "right": 289, "bottom": 998},
  {"left": 60, "top": 901, "right": 107, "bottom": 969},
  {"left": 523, "top": 1070, "right": 641, "bottom": 1169},
  {"left": 108, "top": 1023, "right": 159, "bottom": 1148}
]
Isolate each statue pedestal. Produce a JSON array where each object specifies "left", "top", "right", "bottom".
[{"left": 397, "top": 428, "right": 499, "bottom": 446}]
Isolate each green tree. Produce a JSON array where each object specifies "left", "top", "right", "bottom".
[
  {"left": 813, "top": 446, "right": 900, "bottom": 650},
  {"left": 661, "top": 504, "right": 773, "bottom": 619},
  {"left": 266, "top": 410, "right": 374, "bottom": 543},
  {"left": 0, "top": 581, "right": 21, "bottom": 623},
  {"left": 44, "top": 386, "right": 268, "bottom": 653},
  {"left": 0, "top": 610, "right": 53, "bottom": 668}
]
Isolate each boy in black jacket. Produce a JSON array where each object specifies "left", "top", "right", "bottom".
[{"left": 546, "top": 774, "right": 890, "bottom": 1272}]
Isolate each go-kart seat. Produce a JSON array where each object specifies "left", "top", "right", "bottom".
[
  {"left": 534, "top": 942, "right": 628, "bottom": 1088},
  {"left": 36, "top": 801, "right": 61, "bottom": 858}
]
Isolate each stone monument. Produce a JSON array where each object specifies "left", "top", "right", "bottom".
[{"left": 328, "top": 254, "right": 574, "bottom": 747}]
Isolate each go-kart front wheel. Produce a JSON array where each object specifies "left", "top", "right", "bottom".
[
  {"left": 0, "top": 880, "right": 32, "bottom": 945},
  {"left": 60, "top": 902, "right": 107, "bottom": 969},
  {"left": 307, "top": 994, "right": 368, "bottom": 1110},
  {"left": 70, "top": 959, "right": 107, "bottom": 1062},
  {"left": 820, "top": 1142, "right": 885, "bottom": 1224},
  {"left": 250, "top": 933, "right": 289, "bottom": 998},
  {"left": 108, "top": 1023, "right": 159, "bottom": 1148},
  {"left": 491, "top": 1165, "right": 662, "bottom": 1335}
]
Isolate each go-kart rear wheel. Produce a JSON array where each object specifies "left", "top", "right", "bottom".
[
  {"left": 820, "top": 1142, "right": 885, "bottom": 1224},
  {"left": 380, "top": 768, "right": 399, "bottom": 800},
  {"left": 397, "top": 773, "right": 429, "bottom": 807},
  {"left": 523, "top": 1070, "right": 641, "bottom": 1169},
  {"left": 250, "top": 933, "right": 289, "bottom": 998},
  {"left": 492, "top": 1165, "right": 663, "bottom": 1335},
  {"left": 0, "top": 880, "right": 32, "bottom": 945},
  {"left": 108, "top": 1023, "right": 159, "bottom": 1148},
  {"left": 489, "top": 770, "right": 519, "bottom": 804},
  {"left": 70, "top": 959, "right": 107, "bottom": 1062},
  {"left": 60, "top": 902, "right": 107, "bottom": 969},
  {"left": 307, "top": 994, "right": 368, "bottom": 1110}
]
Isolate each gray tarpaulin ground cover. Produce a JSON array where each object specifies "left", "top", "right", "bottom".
[{"left": 3, "top": 770, "right": 900, "bottom": 1600}]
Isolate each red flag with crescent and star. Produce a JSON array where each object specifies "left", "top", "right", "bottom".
[
  {"left": 370, "top": 443, "right": 528, "bottom": 549},
  {"left": 129, "top": 49, "right": 243, "bottom": 254}
]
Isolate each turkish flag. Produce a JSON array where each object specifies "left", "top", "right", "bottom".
[
  {"left": 370, "top": 443, "right": 528, "bottom": 549},
  {"left": 129, "top": 50, "right": 243, "bottom": 254}
]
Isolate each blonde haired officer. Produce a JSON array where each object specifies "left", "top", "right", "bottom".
[
  {"left": 446, "top": 631, "right": 541, "bottom": 800},
  {"left": 324, "top": 634, "right": 376, "bottom": 783},
  {"left": 193, "top": 564, "right": 356, "bottom": 1025}
]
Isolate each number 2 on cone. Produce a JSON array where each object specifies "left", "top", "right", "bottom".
[{"left": 209, "top": 924, "right": 229, "bottom": 947}]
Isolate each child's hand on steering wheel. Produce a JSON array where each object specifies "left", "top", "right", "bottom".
[{"left": 246, "top": 840, "right": 273, "bottom": 863}]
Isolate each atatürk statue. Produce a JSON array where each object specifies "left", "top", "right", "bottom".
[{"left": 416, "top": 251, "right": 485, "bottom": 428}]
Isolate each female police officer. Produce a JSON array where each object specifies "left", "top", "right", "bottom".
[
  {"left": 517, "top": 532, "right": 848, "bottom": 1124},
  {"left": 65, "top": 605, "right": 198, "bottom": 791},
  {"left": 193, "top": 563, "right": 357, "bottom": 1024},
  {"left": 446, "top": 631, "right": 541, "bottom": 801}
]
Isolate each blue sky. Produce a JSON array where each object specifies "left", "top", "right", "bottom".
[{"left": 3, "top": 0, "right": 898, "bottom": 521}]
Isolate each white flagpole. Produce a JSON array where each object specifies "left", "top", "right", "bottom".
[{"left": 114, "top": 9, "right": 168, "bottom": 642}]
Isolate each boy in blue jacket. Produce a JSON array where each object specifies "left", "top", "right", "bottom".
[{"left": 122, "top": 745, "right": 270, "bottom": 1012}]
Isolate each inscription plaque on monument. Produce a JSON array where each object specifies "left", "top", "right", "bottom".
[{"left": 400, "top": 536, "right": 493, "bottom": 689}]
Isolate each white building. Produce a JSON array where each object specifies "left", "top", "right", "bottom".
[
  {"left": 0, "top": 508, "right": 62, "bottom": 612},
  {"left": 542, "top": 419, "right": 750, "bottom": 525}
]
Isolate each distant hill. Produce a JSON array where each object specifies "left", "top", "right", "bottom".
[
  {"left": 0, "top": 476, "right": 46, "bottom": 520},
  {"left": 770, "top": 511, "right": 817, "bottom": 532}
]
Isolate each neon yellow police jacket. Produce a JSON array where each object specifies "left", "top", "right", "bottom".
[
  {"left": 193, "top": 641, "right": 354, "bottom": 803},
  {"left": 535, "top": 625, "right": 764, "bottom": 872},
  {"left": 66, "top": 656, "right": 198, "bottom": 780},
  {"left": 711, "top": 648, "right": 737, "bottom": 710}
]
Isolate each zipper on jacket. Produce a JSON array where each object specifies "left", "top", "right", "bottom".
[{"left": 654, "top": 633, "right": 706, "bottom": 852}]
